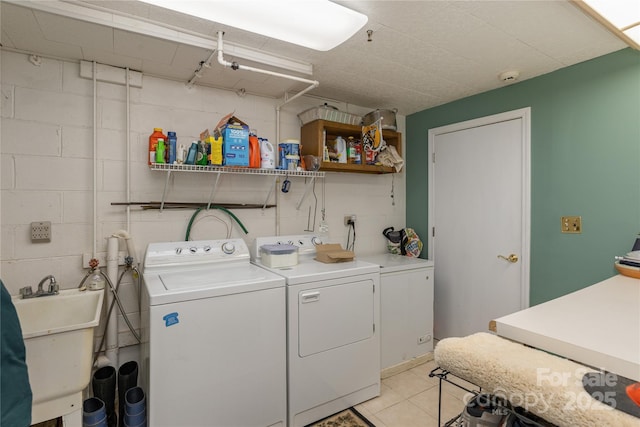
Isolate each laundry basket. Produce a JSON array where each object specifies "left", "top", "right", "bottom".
[{"left": 298, "top": 104, "right": 361, "bottom": 126}]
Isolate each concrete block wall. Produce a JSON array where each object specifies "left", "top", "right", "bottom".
[{"left": 1, "top": 50, "right": 406, "bottom": 348}]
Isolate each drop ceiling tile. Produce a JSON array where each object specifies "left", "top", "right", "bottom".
[
  {"left": 1, "top": 4, "right": 84, "bottom": 61},
  {"left": 81, "top": 0, "right": 153, "bottom": 19},
  {"left": 171, "top": 44, "right": 214, "bottom": 70},
  {"left": 341, "top": 0, "right": 451, "bottom": 34},
  {"left": 33, "top": 10, "right": 114, "bottom": 51},
  {"left": 415, "top": 4, "right": 488, "bottom": 46},
  {"left": 138, "top": 58, "right": 193, "bottom": 81},
  {"left": 456, "top": 1, "right": 615, "bottom": 50},
  {"left": 1, "top": 29, "right": 16, "bottom": 48},
  {"left": 113, "top": 29, "right": 178, "bottom": 64}
]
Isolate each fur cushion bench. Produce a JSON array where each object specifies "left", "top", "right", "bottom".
[{"left": 434, "top": 332, "right": 638, "bottom": 427}]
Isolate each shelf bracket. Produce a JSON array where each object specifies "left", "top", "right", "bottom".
[
  {"left": 206, "top": 171, "right": 223, "bottom": 210},
  {"left": 263, "top": 176, "right": 278, "bottom": 210},
  {"left": 160, "top": 170, "right": 172, "bottom": 212},
  {"left": 296, "top": 176, "right": 316, "bottom": 210}
]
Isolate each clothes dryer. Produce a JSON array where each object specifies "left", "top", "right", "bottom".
[{"left": 253, "top": 235, "right": 381, "bottom": 427}]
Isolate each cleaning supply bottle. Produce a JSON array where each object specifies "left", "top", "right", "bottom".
[
  {"left": 155, "top": 138, "right": 166, "bottom": 164},
  {"left": 186, "top": 142, "right": 198, "bottom": 165},
  {"left": 354, "top": 140, "right": 362, "bottom": 165},
  {"left": 197, "top": 140, "right": 208, "bottom": 165},
  {"left": 167, "top": 131, "right": 177, "bottom": 164},
  {"left": 260, "top": 138, "right": 275, "bottom": 169},
  {"left": 249, "top": 130, "right": 260, "bottom": 168},
  {"left": 210, "top": 136, "right": 223, "bottom": 166},
  {"left": 347, "top": 136, "right": 356, "bottom": 164},
  {"left": 148, "top": 128, "right": 167, "bottom": 165}
]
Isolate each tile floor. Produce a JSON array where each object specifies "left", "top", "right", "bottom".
[{"left": 355, "top": 359, "right": 480, "bottom": 427}]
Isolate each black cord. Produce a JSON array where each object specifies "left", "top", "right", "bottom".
[
  {"left": 352, "top": 222, "right": 356, "bottom": 250},
  {"left": 346, "top": 221, "right": 356, "bottom": 251}
]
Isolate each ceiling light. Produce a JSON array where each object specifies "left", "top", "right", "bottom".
[
  {"left": 5, "top": 0, "right": 313, "bottom": 74},
  {"left": 138, "top": 0, "right": 368, "bottom": 51},
  {"left": 573, "top": 0, "right": 640, "bottom": 50}
]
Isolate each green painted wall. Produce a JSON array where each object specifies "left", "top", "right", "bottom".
[{"left": 406, "top": 48, "right": 640, "bottom": 305}]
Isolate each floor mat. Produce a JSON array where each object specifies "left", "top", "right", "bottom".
[{"left": 307, "top": 407, "right": 375, "bottom": 427}]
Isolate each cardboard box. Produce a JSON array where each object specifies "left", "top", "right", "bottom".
[
  {"left": 315, "top": 243, "right": 355, "bottom": 263},
  {"left": 214, "top": 113, "right": 249, "bottom": 166}
]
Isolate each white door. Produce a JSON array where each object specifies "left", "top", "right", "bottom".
[{"left": 428, "top": 108, "right": 530, "bottom": 339}]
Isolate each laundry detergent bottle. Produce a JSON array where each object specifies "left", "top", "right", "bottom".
[
  {"left": 249, "top": 131, "right": 261, "bottom": 168},
  {"left": 260, "top": 138, "right": 275, "bottom": 169},
  {"left": 148, "top": 127, "right": 167, "bottom": 165}
]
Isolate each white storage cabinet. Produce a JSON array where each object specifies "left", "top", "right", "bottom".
[{"left": 363, "top": 254, "right": 434, "bottom": 369}]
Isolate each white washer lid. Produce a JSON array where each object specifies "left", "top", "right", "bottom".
[{"left": 144, "top": 263, "right": 285, "bottom": 305}]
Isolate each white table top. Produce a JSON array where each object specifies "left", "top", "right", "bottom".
[{"left": 495, "top": 274, "right": 640, "bottom": 381}]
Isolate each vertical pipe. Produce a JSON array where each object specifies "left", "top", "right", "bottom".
[
  {"left": 275, "top": 106, "right": 281, "bottom": 235},
  {"left": 126, "top": 68, "right": 131, "bottom": 232},
  {"left": 106, "top": 236, "right": 119, "bottom": 367},
  {"left": 93, "top": 61, "right": 98, "bottom": 257}
]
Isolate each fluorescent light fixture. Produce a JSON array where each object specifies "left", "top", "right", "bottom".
[
  {"left": 573, "top": 0, "right": 640, "bottom": 50},
  {"left": 5, "top": 0, "right": 313, "bottom": 74},
  {"left": 223, "top": 42, "right": 313, "bottom": 75},
  {"left": 138, "top": 0, "right": 368, "bottom": 51}
]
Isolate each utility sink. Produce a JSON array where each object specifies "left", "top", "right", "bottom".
[{"left": 13, "top": 289, "right": 104, "bottom": 424}]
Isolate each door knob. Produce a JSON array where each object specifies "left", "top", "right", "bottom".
[{"left": 498, "top": 253, "right": 519, "bottom": 263}]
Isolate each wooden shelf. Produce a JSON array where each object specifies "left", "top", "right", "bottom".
[{"left": 300, "top": 119, "right": 402, "bottom": 174}]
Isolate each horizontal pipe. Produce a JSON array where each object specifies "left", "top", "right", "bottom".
[
  {"left": 217, "top": 31, "right": 319, "bottom": 87},
  {"left": 112, "top": 201, "right": 274, "bottom": 208}
]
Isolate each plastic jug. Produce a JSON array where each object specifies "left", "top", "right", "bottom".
[
  {"left": 278, "top": 139, "right": 300, "bottom": 170},
  {"left": 260, "top": 138, "right": 275, "bottom": 169},
  {"left": 148, "top": 128, "right": 167, "bottom": 165},
  {"left": 249, "top": 132, "right": 261, "bottom": 168},
  {"left": 335, "top": 136, "right": 347, "bottom": 164}
]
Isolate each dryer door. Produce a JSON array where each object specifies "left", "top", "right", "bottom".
[{"left": 298, "top": 279, "right": 374, "bottom": 357}]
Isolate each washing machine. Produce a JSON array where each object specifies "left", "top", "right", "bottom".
[
  {"left": 141, "top": 239, "right": 286, "bottom": 427},
  {"left": 252, "top": 235, "right": 381, "bottom": 427}
]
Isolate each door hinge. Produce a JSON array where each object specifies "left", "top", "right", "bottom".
[
  {"left": 373, "top": 323, "right": 376, "bottom": 333},
  {"left": 432, "top": 152, "right": 435, "bottom": 163},
  {"left": 373, "top": 284, "right": 375, "bottom": 293},
  {"left": 432, "top": 227, "right": 435, "bottom": 237}
]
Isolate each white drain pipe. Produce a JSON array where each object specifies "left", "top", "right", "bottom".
[
  {"left": 216, "top": 31, "right": 319, "bottom": 235},
  {"left": 105, "top": 236, "right": 119, "bottom": 367}
]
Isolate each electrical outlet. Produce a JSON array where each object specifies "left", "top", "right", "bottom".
[
  {"left": 344, "top": 214, "right": 357, "bottom": 226},
  {"left": 417, "top": 334, "right": 432, "bottom": 345},
  {"left": 561, "top": 216, "right": 582, "bottom": 234},
  {"left": 31, "top": 221, "right": 51, "bottom": 243}
]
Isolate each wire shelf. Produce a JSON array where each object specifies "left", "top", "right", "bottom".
[
  {"left": 150, "top": 163, "right": 325, "bottom": 178},
  {"left": 149, "top": 163, "right": 324, "bottom": 212}
]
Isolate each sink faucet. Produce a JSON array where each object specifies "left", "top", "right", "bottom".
[{"left": 20, "top": 275, "right": 59, "bottom": 299}]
